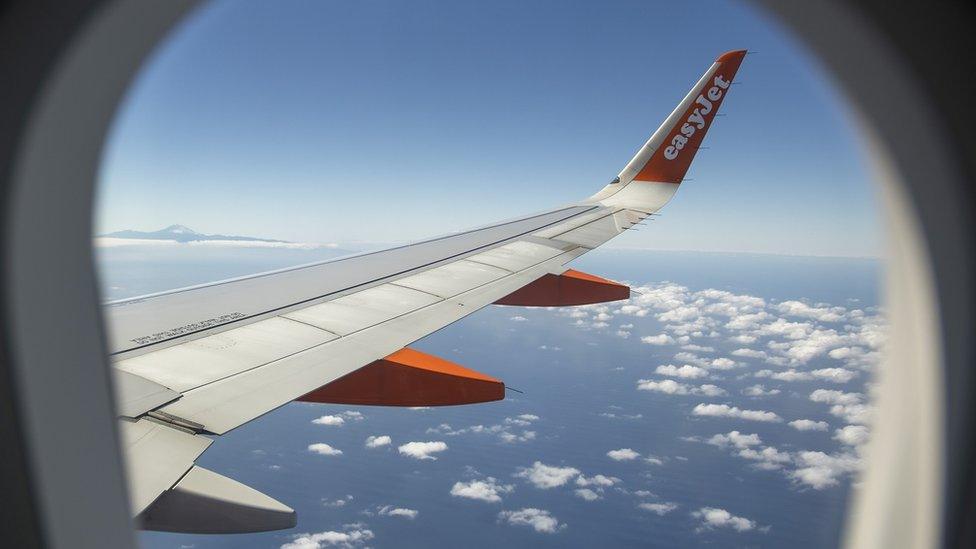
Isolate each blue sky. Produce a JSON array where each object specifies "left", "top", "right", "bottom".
[{"left": 96, "top": 0, "right": 881, "bottom": 258}]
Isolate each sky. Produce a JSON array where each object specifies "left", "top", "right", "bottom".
[{"left": 96, "top": 0, "right": 882, "bottom": 258}]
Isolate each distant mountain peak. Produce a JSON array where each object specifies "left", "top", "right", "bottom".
[
  {"left": 161, "top": 224, "right": 199, "bottom": 235},
  {"left": 101, "top": 225, "right": 286, "bottom": 244}
]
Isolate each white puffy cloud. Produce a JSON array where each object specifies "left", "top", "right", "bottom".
[
  {"left": 322, "top": 495, "right": 354, "bottom": 508},
  {"left": 312, "top": 415, "right": 345, "bottom": 427},
  {"left": 673, "top": 352, "right": 710, "bottom": 367},
  {"left": 731, "top": 348, "right": 767, "bottom": 359},
  {"left": 656, "top": 364, "right": 709, "bottom": 379},
  {"left": 776, "top": 300, "right": 846, "bottom": 322},
  {"left": 308, "top": 443, "right": 343, "bottom": 456},
  {"left": 791, "top": 451, "right": 861, "bottom": 489},
  {"left": 574, "top": 488, "right": 601, "bottom": 501},
  {"left": 725, "top": 311, "right": 771, "bottom": 331},
  {"left": 641, "top": 334, "right": 674, "bottom": 345},
  {"left": 709, "top": 357, "right": 737, "bottom": 370},
  {"left": 576, "top": 474, "right": 620, "bottom": 487},
  {"left": 830, "top": 403, "right": 873, "bottom": 424},
  {"left": 789, "top": 419, "right": 829, "bottom": 432},
  {"left": 697, "top": 384, "right": 728, "bottom": 396},
  {"left": 281, "top": 527, "right": 374, "bottom": 549},
  {"left": 638, "top": 502, "right": 678, "bottom": 515},
  {"left": 770, "top": 369, "right": 813, "bottom": 381},
  {"left": 810, "top": 368, "right": 857, "bottom": 383},
  {"left": 497, "top": 508, "right": 564, "bottom": 534},
  {"left": 706, "top": 431, "right": 761, "bottom": 449},
  {"left": 834, "top": 425, "right": 870, "bottom": 446},
  {"left": 692, "top": 507, "right": 757, "bottom": 532},
  {"left": 637, "top": 379, "right": 726, "bottom": 396},
  {"left": 692, "top": 404, "right": 782, "bottom": 422},
  {"left": 638, "top": 379, "right": 689, "bottom": 394},
  {"left": 397, "top": 441, "right": 448, "bottom": 460},
  {"left": 810, "top": 389, "right": 863, "bottom": 406},
  {"left": 450, "top": 477, "right": 514, "bottom": 503},
  {"left": 376, "top": 506, "right": 418, "bottom": 520},
  {"left": 742, "top": 384, "right": 781, "bottom": 397},
  {"left": 426, "top": 419, "right": 536, "bottom": 444},
  {"left": 516, "top": 461, "right": 580, "bottom": 489},
  {"left": 509, "top": 315, "right": 528, "bottom": 322},
  {"left": 341, "top": 411, "right": 364, "bottom": 421},
  {"left": 658, "top": 305, "right": 701, "bottom": 323},
  {"left": 682, "top": 344, "right": 715, "bottom": 353},
  {"left": 737, "top": 446, "right": 792, "bottom": 470},
  {"left": 365, "top": 435, "right": 392, "bottom": 448},
  {"left": 607, "top": 448, "right": 640, "bottom": 461}
]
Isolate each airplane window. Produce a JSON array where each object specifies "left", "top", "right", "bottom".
[{"left": 90, "top": 2, "right": 887, "bottom": 548}]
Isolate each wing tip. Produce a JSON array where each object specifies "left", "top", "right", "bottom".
[{"left": 717, "top": 49, "right": 748, "bottom": 63}]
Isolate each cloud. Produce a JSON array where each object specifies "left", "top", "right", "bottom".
[
  {"left": 706, "top": 431, "right": 761, "bottom": 449},
  {"left": 376, "top": 506, "right": 418, "bottom": 520},
  {"left": 834, "top": 425, "right": 870, "bottom": 446},
  {"left": 682, "top": 344, "right": 715, "bottom": 353},
  {"left": 312, "top": 415, "right": 345, "bottom": 427},
  {"left": 789, "top": 419, "right": 829, "bottom": 432},
  {"left": 810, "top": 368, "right": 857, "bottom": 383},
  {"left": 574, "top": 488, "right": 601, "bottom": 501},
  {"left": 737, "top": 446, "right": 792, "bottom": 469},
  {"left": 308, "top": 443, "right": 343, "bottom": 456},
  {"left": 673, "top": 352, "right": 709, "bottom": 367},
  {"left": 776, "top": 300, "right": 846, "bottom": 322},
  {"left": 809, "top": 390, "right": 874, "bottom": 423},
  {"left": 509, "top": 315, "right": 528, "bottom": 322},
  {"left": 281, "top": 526, "right": 374, "bottom": 549},
  {"left": 637, "top": 379, "right": 689, "bottom": 394},
  {"left": 575, "top": 474, "right": 621, "bottom": 488},
  {"left": 426, "top": 418, "right": 537, "bottom": 444},
  {"left": 365, "top": 435, "right": 392, "bottom": 448},
  {"left": 641, "top": 334, "right": 675, "bottom": 345},
  {"left": 516, "top": 461, "right": 580, "bottom": 489},
  {"left": 322, "top": 495, "right": 354, "bottom": 508},
  {"left": 397, "top": 441, "right": 448, "bottom": 460},
  {"left": 607, "top": 448, "right": 640, "bottom": 461},
  {"left": 756, "top": 369, "right": 812, "bottom": 382},
  {"left": 731, "top": 348, "right": 767, "bottom": 359},
  {"left": 697, "top": 384, "right": 728, "bottom": 396},
  {"left": 498, "top": 508, "right": 564, "bottom": 534},
  {"left": 450, "top": 477, "right": 514, "bottom": 503},
  {"left": 692, "top": 404, "right": 782, "bottom": 422},
  {"left": 639, "top": 502, "right": 679, "bottom": 515},
  {"left": 656, "top": 364, "right": 709, "bottom": 379},
  {"left": 709, "top": 358, "right": 737, "bottom": 370},
  {"left": 791, "top": 451, "right": 861, "bottom": 489},
  {"left": 637, "top": 380, "right": 728, "bottom": 397},
  {"left": 692, "top": 507, "right": 757, "bottom": 532},
  {"left": 742, "top": 384, "right": 780, "bottom": 397},
  {"left": 809, "top": 389, "right": 863, "bottom": 406}
]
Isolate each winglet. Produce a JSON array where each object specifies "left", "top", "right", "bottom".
[{"left": 619, "top": 49, "right": 747, "bottom": 185}]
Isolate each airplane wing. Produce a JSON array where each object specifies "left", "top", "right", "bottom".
[{"left": 108, "top": 50, "right": 746, "bottom": 534}]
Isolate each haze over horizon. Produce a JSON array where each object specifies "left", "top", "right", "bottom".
[{"left": 96, "top": 0, "right": 882, "bottom": 260}]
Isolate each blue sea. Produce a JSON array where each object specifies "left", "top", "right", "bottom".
[{"left": 97, "top": 246, "right": 882, "bottom": 548}]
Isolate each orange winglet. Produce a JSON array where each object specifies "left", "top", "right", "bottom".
[
  {"left": 296, "top": 348, "right": 505, "bottom": 407},
  {"left": 632, "top": 49, "right": 747, "bottom": 184},
  {"left": 493, "top": 269, "right": 630, "bottom": 307}
]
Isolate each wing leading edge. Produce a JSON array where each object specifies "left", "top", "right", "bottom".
[{"left": 113, "top": 50, "right": 747, "bottom": 533}]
